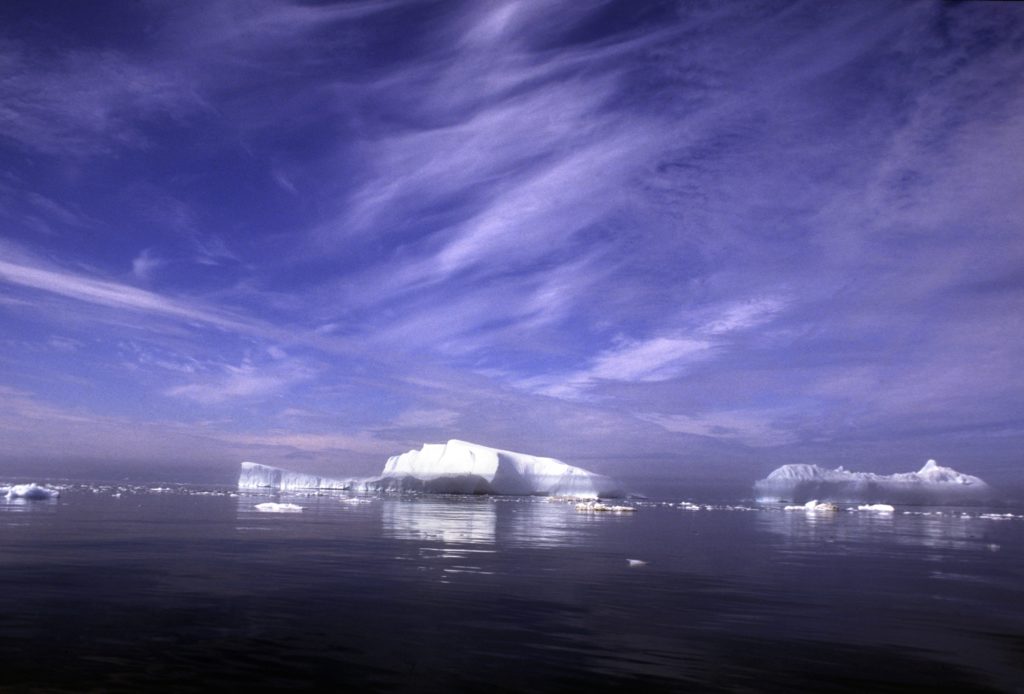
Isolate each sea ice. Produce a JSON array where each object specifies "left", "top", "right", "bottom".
[
  {"left": 254, "top": 502, "right": 304, "bottom": 513},
  {"left": 784, "top": 499, "right": 838, "bottom": 512},
  {"left": 6, "top": 484, "right": 60, "bottom": 500},
  {"left": 856, "top": 504, "right": 895, "bottom": 513},
  {"left": 755, "top": 459, "right": 991, "bottom": 504},
  {"left": 239, "top": 439, "right": 626, "bottom": 498}
]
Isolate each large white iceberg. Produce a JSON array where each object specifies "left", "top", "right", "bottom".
[
  {"left": 239, "top": 439, "right": 625, "bottom": 498},
  {"left": 755, "top": 459, "right": 991, "bottom": 504}
]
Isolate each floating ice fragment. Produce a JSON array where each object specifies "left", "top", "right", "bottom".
[
  {"left": 784, "top": 499, "right": 838, "bottom": 512},
  {"left": 254, "top": 502, "right": 303, "bottom": 513},
  {"left": 856, "top": 504, "right": 895, "bottom": 513},
  {"left": 627, "top": 559, "right": 648, "bottom": 567},
  {"left": 6, "top": 484, "right": 59, "bottom": 500},
  {"left": 575, "top": 501, "right": 636, "bottom": 513}
]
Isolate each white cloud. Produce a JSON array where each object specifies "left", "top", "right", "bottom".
[{"left": 131, "top": 248, "right": 162, "bottom": 280}]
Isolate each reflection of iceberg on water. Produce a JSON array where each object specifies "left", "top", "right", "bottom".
[
  {"left": 239, "top": 439, "right": 625, "bottom": 498},
  {"left": 382, "top": 500, "right": 495, "bottom": 545},
  {"left": 755, "top": 460, "right": 991, "bottom": 504}
]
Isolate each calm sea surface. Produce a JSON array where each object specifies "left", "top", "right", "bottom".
[{"left": 1, "top": 485, "right": 1022, "bottom": 692}]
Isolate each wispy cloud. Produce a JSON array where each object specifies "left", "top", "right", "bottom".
[
  {"left": 0, "top": 250, "right": 243, "bottom": 330},
  {"left": 166, "top": 359, "right": 314, "bottom": 404},
  {"left": 522, "top": 297, "right": 787, "bottom": 399}
]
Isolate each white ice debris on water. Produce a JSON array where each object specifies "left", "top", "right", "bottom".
[
  {"left": 856, "top": 504, "right": 895, "bottom": 513},
  {"left": 254, "top": 502, "right": 304, "bottom": 513},
  {"left": 755, "top": 459, "right": 991, "bottom": 504},
  {"left": 784, "top": 499, "right": 839, "bottom": 512},
  {"left": 5, "top": 484, "right": 60, "bottom": 500},
  {"left": 239, "top": 439, "right": 626, "bottom": 498},
  {"left": 574, "top": 501, "right": 636, "bottom": 513},
  {"left": 627, "top": 559, "right": 648, "bottom": 567}
]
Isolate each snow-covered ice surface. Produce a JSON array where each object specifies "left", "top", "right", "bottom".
[
  {"left": 239, "top": 439, "right": 626, "bottom": 498},
  {"left": 754, "top": 459, "right": 992, "bottom": 504}
]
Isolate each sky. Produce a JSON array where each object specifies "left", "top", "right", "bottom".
[{"left": 1, "top": 0, "right": 1023, "bottom": 486}]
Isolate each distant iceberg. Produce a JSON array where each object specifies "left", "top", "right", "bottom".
[
  {"left": 755, "top": 459, "right": 991, "bottom": 504},
  {"left": 239, "top": 439, "right": 625, "bottom": 498}
]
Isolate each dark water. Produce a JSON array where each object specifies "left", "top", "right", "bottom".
[{"left": 1, "top": 486, "right": 1023, "bottom": 692}]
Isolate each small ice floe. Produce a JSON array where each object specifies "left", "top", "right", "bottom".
[
  {"left": 784, "top": 500, "right": 838, "bottom": 512},
  {"left": 627, "top": 559, "right": 648, "bottom": 567},
  {"left": 340, "top": 497, "right": 373, "bottom": 505},
  {"left": 979, "top": 513, "right": 1020, "bottom": 521},
  {"left": 6, "top": 484, "right": 60, "bottom": 500},
  {"left": 575, "top": 501, "right": 636, "bottom": 513},
  {"left": 677, "top": 501, "right": 701, "bottom": 511},
  {"left": 856, "top": 504, "right": 895, "bottom": 513},
  {"left": 254, "top": 502, "right": 304, "bottom": 513}
]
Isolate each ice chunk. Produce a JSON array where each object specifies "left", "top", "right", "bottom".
[
  {"left": 856, "top": 504, "right": 895, "bottom": 513},
  {"left": 6, "top": 484, "right": 60, "bottom": 500},
  {"left": 755, "top": 459, "right": 991, "bottom": 504},
  {"left": 238, "top": 440, "right": 626, "bottom": 498},
  {"left": 254, "top": 502, "right": 303, "bottom": 513},
  {"left": 784, "top": 499, "right": 838, "bottom": 512}
]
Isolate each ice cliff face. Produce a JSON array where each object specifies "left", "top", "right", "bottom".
[
  {"left": 238, "top": 462, "right": 359, "bottom": 491},
  {"left": 754, "top": 459, "right": 991, "bottom": 504},
  {"left": 239, "top": 440, "right": 625, "bottom": 498}
]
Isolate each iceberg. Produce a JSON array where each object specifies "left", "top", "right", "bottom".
[
  {"left": 755, "top": 459, "right": 991, "bottom": 504},
  {"left": 378, "top": 440, "right": 625, "bottom": 498},
  {"left": 6, "top": 483, "right": 60, "bottom": 500},
  {"left": 239, "top": 439, "right": 626, "bottom": 498}
]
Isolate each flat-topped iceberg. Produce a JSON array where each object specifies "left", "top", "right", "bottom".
[
  {"left": 239, "top": 439, "right": 626, "bottom": 498},
  {"left": 755, "top": 459, "right": 991, "bottom": 504}
]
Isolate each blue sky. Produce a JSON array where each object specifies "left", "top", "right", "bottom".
[{"left": 1, "top": 1, "right": 1022, "bottom": 484}]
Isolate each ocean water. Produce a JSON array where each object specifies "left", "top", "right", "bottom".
[{"left": 1, "top": 486, "right": 1022, "bottom": 692}]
